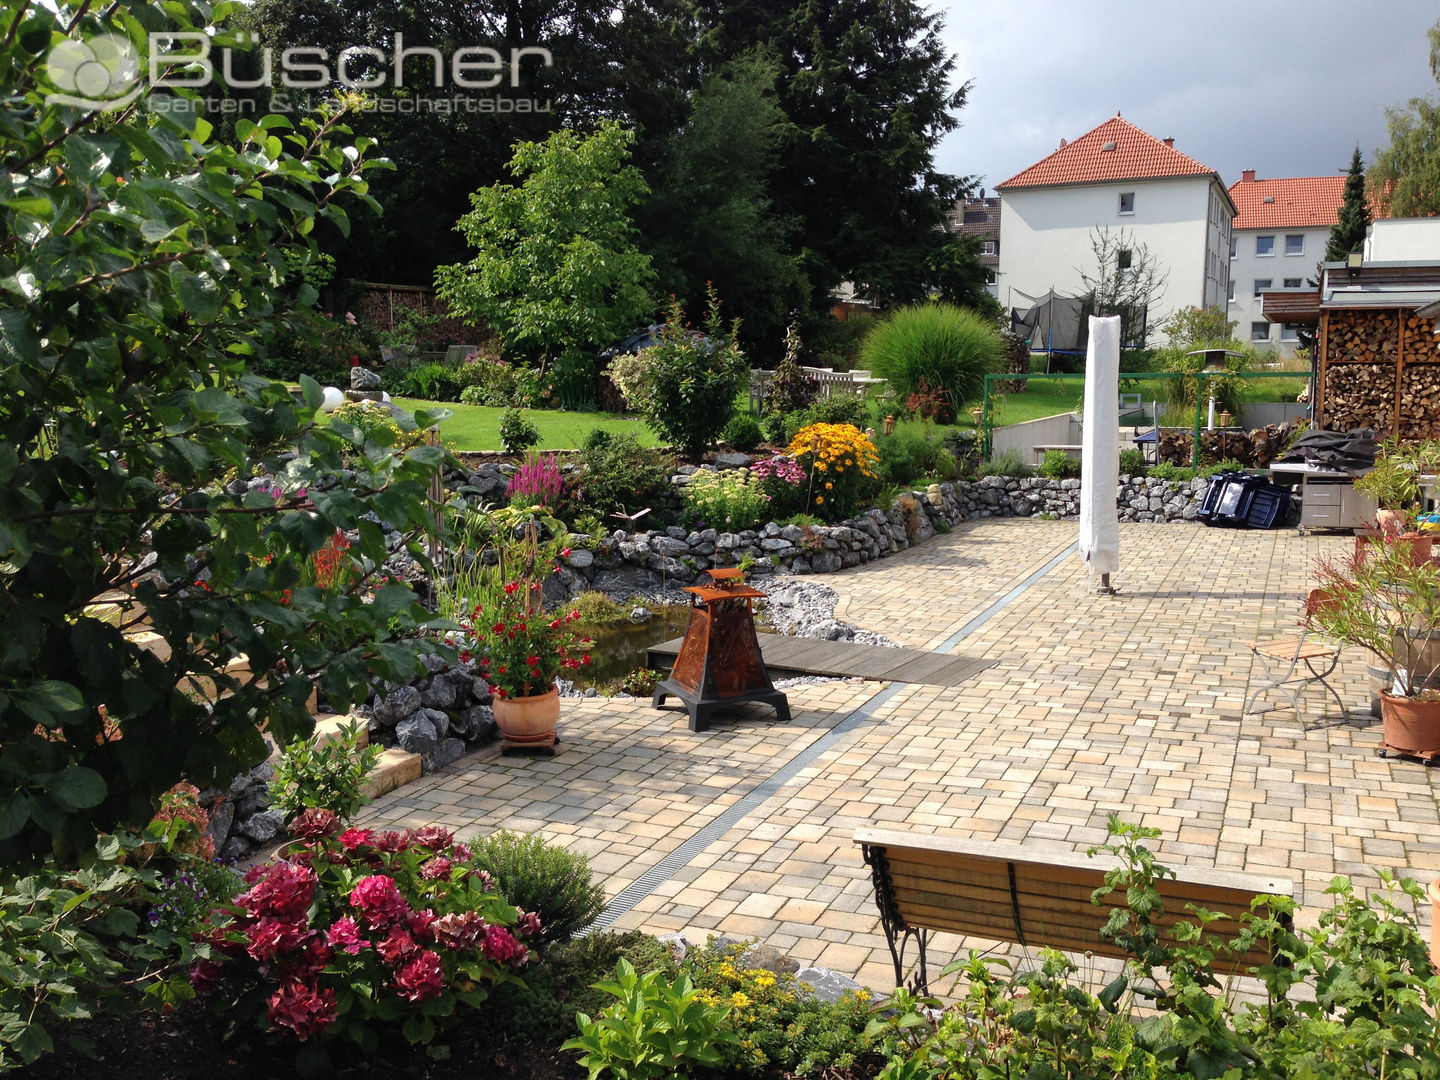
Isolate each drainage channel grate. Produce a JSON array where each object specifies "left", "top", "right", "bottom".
[
  {"left": 587, "top": 680, "right": 907, "bottom": 933},
  {"left": 585, "top": 537, "right": 1078, "bottom": 935}
]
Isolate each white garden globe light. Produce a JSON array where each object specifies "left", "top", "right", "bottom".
[{"left": 320, "top": 385, "right": 344, "bottom": 412}]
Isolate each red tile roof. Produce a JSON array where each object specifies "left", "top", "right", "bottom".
[
  {"left": 1227, "top": 174, "right": 1372, "bottom": 230},
  {"left": 996, "top": 116, "right": 1220, "bottom": 190}
]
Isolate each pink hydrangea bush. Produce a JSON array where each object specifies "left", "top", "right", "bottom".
[{"left": 191, "top": 811, "right": 540, "bottom": 1050}]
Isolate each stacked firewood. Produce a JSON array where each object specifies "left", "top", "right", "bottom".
[
  {"left": 1400, "top": 363, "right": 1440, "bottom": 440},
  {"left": 1405, "top": 314, "right": 1440, "bottom": 363},
  {"left": 1326, "top": 310, "right": 1399, "bottom": 364},
  {"left": 1154, "top": 422, "right": 1295, "bottom": 468},
  {"left": 1323, "top": 362, "right": 1394, "bottom": 433}
]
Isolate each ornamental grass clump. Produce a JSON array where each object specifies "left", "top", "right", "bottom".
[
  {"left": 192, "top": 813, "right": 540, "bottom": 1051},
  {"left": 859, "top": 303, "right": 1004, "bottom": 421},
  {"left": 787, "top": 423, "right": 879, "bottom": 522},
  {"left": 468, "top": 830, "right": 607, "bottom": 946}
]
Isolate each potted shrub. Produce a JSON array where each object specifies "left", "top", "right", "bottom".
[{"left": 1312, "top": 537, "right": 1440, "bottom": 761}]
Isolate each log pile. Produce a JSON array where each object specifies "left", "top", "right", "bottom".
[
  {"left": 1155, "top": 422, "right": 1296, "bottom": 468},
  {"left": 1406, "top": 314, "right": 1440, "bottom": 363},
  {"left": 1326, "top": 310, "right": 1399, "bottom": 364},
  {"left": 1400, "top": 363, "right": 1440, "bottom": 440},
  {"left": 1323, "top": 362, "right": 1393, "bottom": 433}
]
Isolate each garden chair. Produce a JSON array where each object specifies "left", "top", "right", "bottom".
[{"left": 1243, "top": 588, "right": 1346, "bottom": 728}]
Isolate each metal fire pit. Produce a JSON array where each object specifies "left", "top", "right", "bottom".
[{"left": 652, "top": 568, "right": 790, "bottom": 732}]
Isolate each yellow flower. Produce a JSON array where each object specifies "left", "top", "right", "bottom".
[
  {"left": 731, "top": 991, "right": 751, "bottom": 1009},
  {"left": 824, "top": 481, "right": 833, "bottom": 490},
  {"left": 815, "top": 495, "right": 824, "bottom": 505},
  {"left": 753, "top": 972, "right": 776, "bottom": 988},
  {"left": 815, "top": 462, "right": 827, "bottom": 471}
]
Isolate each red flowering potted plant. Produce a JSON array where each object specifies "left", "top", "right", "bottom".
[
  {"left": 452, "top": 579, "right": 591, "bottom": 745},
  {"left": 192, "top": 810, "right": 540, "bottom": 1054}
]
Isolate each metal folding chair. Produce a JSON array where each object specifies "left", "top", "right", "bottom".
[{"left": 1243, "top": 589, "right": 1346, "bottom": 728}]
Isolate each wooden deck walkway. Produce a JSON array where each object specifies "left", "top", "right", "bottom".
[{"left": 646, "top": 635, "right": 994, "bottom": 688}]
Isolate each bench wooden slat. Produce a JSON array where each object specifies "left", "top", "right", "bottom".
[{"left": 857, "top": 828, "right": 1293, "bottom": 991}]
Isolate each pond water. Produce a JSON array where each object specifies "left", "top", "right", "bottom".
[{"left": 571, "top": 605, "right": 693, "bottom": 689}]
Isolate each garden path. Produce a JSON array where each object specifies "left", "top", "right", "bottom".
[{"left": 359, "top": 519, "right": 1440, "bottom": 992}]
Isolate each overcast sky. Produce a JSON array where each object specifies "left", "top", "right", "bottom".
[{"left": 932, "top": 0, "right": 1438, "bottom": 194}]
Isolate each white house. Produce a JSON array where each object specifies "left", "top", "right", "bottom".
[
  {"left": 1228, "top": 170, "right": 1346, "bottom": 358},
  {"left": 1365, "top": 218, "right": 1440, "bottom": 261},
  {"left": 996, "top": 116, "right": 1233, "bottom": 343}
]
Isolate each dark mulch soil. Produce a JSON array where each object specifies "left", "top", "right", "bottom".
[{"left": 18, "top": 1005, "right": 583, "bottom": 1080}]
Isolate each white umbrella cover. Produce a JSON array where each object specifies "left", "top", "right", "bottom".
[{"left": 1079, "top": 315, "right": 1120, "bottom": 582}]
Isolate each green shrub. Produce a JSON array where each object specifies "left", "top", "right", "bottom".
[
  {"left": 384, "top": 361, "right": 462, "bottom": 401},
  {"left": 487, "top": 931, "right": 676, "bottom": 1045},
  {"left": 571, "top": 590, "right": 623, "bottom": 623},
  {"left": 468, "top": 830, "right": 607, "bottom": 945},
  {"left": 564, "top": 958, "right": 735, "bottom": 1080},
  {"left": 931, "top": 447, "right": 957, "bottom": 479},
  {"left": 582, "top": 428, "right": 615, "bottom": 453},
  {"left": 1158, "top": 341, "right": 1251, "bottom": 414},
  {"left": 1198, "top": 458, "right": 1245, "bottom": 478},
  {"left": 571, "top": 434, "right": 673, "bottom": 521},
  {"left": 628, "top": 290, "right": 749, "bottom": 461},
  {"left": 877, "top": 428, "right": 945, "bottom": 487},
  {"left": 1118, "top": 448, "right": 1149, "bottom": 476},
  {"left": 683, "top": 469, "right": 773, "bottom": 531},
  {"left": 499, "top": 408, "right": 542, "bottom": 455},
  {"left": 860, "top": 303, "right": 1004, "bottom": 420},
  {"left": 683, "top": 940, "right": 876, "bottom": 1075},
  {"left": 1148, "top": 461, "right": 1197, "bottom": 482},
  {"left": 454, "top": 355, "right": 523, "bottom": 406},
  {"left": 329, "top": 400, "right": 425, "bottom": 450},
  {"left": 976, "top": 449, "right": 1033, "bottom": 478},
  {"left": 780, "top": 512, "right": 825, "bottom": 527},
  {"left": 1037, "top": 448, "right": 1080, "bottom": 479},
  {"left": 722, "top": 411, "right": 765, "bottom": 451},
  {"left": 769, "top": 395, "right": 873, "bottom": 446},
  {"left": 268, "top": 720, "right": 382, "bottom": 824}
]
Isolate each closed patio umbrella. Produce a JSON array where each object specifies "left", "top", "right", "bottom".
[{"left": 1079, "top": 315, "right": 1120, "bottom": 593}]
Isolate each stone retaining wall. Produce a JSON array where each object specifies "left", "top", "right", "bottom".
[{"left": 535, "top": 472, "right": 1245, "bottom": 597}]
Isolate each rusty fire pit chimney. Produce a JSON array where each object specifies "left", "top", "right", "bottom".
[{"left": 652, "top": 568, "right": 790, "bottom": 732}]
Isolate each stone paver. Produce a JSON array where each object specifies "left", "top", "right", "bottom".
[{"left": 358, "top": 519, "right": 1440, "bottom": 990}]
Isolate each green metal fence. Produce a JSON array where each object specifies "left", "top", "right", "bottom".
[{"left": 980, "top": 370, "right": 1310, "bottom": 467}]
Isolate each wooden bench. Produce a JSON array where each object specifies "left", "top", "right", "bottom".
[{"left": 855, "top": 828, "right": 1294, "bottom": 993}]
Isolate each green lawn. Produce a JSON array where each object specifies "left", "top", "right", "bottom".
[{"left": 391, "top": 399, "right": 661, "bottom": 452}]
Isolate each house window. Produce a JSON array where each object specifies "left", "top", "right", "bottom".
[
  {"left": 1253, "top": 278, "right": 1272, "bottom": 297},
  {"left": 1285, "top": 234, "right": 1304, "bottom": 255},
  {"left": 1251, "top": 321, "right": 1271, "bottom": 342},
  {"left": 982, "top": 240, "right": 996, "bottom": 255},
  {"left": 1283, "top": 277, "right": 1302, "bottom": 288},
  {"left": 1118, "top": 191, "right": 1135, "bottom": 214},
  {"left": 1281, "top": 323, "right": 1300, "bottom": 342},
  {"left": 1256, "top": 235, "right": 1275, "bottom": 256},
  {"left": 1117, "top": 248, "right": 1133, "bottom": 270},
  {"left": 1229, "top": 236, "right": 1237, "bottom": 259},
  {"left": 1228, "top": 276, "right": 1236, "bottom": 302}
]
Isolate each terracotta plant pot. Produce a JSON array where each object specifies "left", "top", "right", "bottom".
[
  {"left": 1377, "top": 691, "right": 1440, "bottom": 763},
  {"left": 491, "top": 685, "right": 560, "bottom": 744},
  {"left": 1430, "top": 878, "right": 1440, "bottom": 975}
]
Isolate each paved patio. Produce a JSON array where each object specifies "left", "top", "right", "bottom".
[{"left": 359, "top": 519, "right": 1440, "bottom": 991}]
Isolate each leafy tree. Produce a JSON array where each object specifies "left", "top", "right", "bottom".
[
  {"left": 0, "top": 2, "right": 446, "bottom": 865},
  {"left": 1162, "top": 306, "right": 1237, "bottom": 348},
  {"left": 1370, "top": 18, "right": 1440, "bottom": 218},
  {"left": 435, "top": 120, "right": 656, "bottom": 408},
  {"left": 693, "top": 0, "right": 984, "bottom": 312},
  {"left": 623, "top": 292, "right": 750, "bottom": 462},
  {"left": 1077, "top": 227, "right": 1169, "bottom": 348},
  {"left": 1327, "top": 147, "right": 1372, "bottom": 259},
  {"left": 643, "top": 56, "right": 803, "bottom": 363}
]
